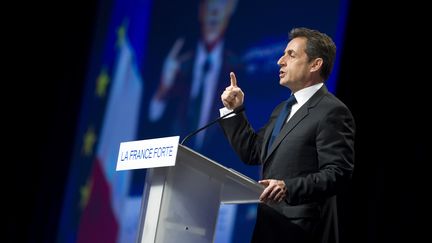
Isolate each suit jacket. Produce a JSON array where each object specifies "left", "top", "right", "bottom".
[{"left": 219, "top": 85, "right": 355, "bottom": 243}]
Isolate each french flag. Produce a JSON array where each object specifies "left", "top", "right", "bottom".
[{"left": 77, "top": 35, "right": 144, "bottom": 243}]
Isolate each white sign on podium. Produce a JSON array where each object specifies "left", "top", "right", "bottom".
[{"left": 116, "top": 136, "right": 180, "bottom": 171}]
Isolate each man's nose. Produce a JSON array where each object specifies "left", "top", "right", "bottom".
[{"left": 277, "top": 57, "right": 284, "bottom": 66}]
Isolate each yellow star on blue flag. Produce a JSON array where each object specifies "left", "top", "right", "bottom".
[
  {"left": 79, "top": 178, "right": 93, "bottom": 209},
  {"left": 82, "top": 126, "right": 97, "bottom": 156},
  {"left": 96, "top": 68, "right": 110, "bottom": 98}
]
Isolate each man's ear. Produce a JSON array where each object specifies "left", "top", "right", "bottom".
[{"left": 310, "top": 58, "right": 323, "bottom": 73}]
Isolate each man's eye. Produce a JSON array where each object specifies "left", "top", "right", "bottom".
[{"left": 287, "top": 50, "right": 295, "bottom": 58}]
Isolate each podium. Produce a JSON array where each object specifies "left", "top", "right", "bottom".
[{"left": 135, "top": 144, "right": 264, "bottom": 243}]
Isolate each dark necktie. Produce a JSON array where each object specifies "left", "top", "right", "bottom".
[
  {"left": 267, "top": 94, "right": 297, "bottom": 152},
  {"left": 186, "top": 56, "right": 212, "bottom": 146}
]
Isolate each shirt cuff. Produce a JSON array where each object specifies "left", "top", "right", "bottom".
[{"left": 219, "top": 107, "right": 236, "bottom": 119}]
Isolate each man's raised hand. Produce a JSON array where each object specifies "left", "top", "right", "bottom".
[{"left": 221, "top": 72, "right": 244, "bottom": 110}]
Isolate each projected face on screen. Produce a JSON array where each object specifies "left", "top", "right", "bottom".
[{"left": 199, "top": 0, "right": 238, "bottom": 47}]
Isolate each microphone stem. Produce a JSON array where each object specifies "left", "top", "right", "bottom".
[{"left": 180, "top": 106, "right": 243, "bottom": 145}]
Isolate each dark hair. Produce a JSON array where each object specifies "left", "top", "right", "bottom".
[{"left": 289, "top": 27, "right": 336, "bottom": 81}]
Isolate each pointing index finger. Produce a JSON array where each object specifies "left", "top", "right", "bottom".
[{"left": 230, "top": 72, "right": 237, "bottom": 87}]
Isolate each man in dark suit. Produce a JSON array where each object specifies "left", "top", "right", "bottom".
[
  {"left": 219, "top": 27, "right": 355, "bottom": 243},
  {"left": 147, "top": 0, "right": 241, "bottom": 157}
]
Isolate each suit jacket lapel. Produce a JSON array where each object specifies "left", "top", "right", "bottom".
[
  {"left": 261, "top": 104, "right": 282, "bottom": 162},
  {"left": 265, "top": 106, "right": 309, "bottom": 161},
  {"left": 264, "top": 85, "right": 328, "bottom": 161}
]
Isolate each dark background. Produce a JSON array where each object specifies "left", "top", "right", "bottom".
[{"left": 8, "top": 0, "right": 426, "bottom": 242}]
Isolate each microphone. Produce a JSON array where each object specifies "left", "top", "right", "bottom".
[{"left": 180, "top": 105, "right": 245, "bottom": 146}]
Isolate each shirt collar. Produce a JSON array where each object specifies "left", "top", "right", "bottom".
[
  {"left": 197, "top": 40, "right": 224, "bottom": 64},
  {"left": 293, "top": 82, "right": 323, "bottom": 106}
]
